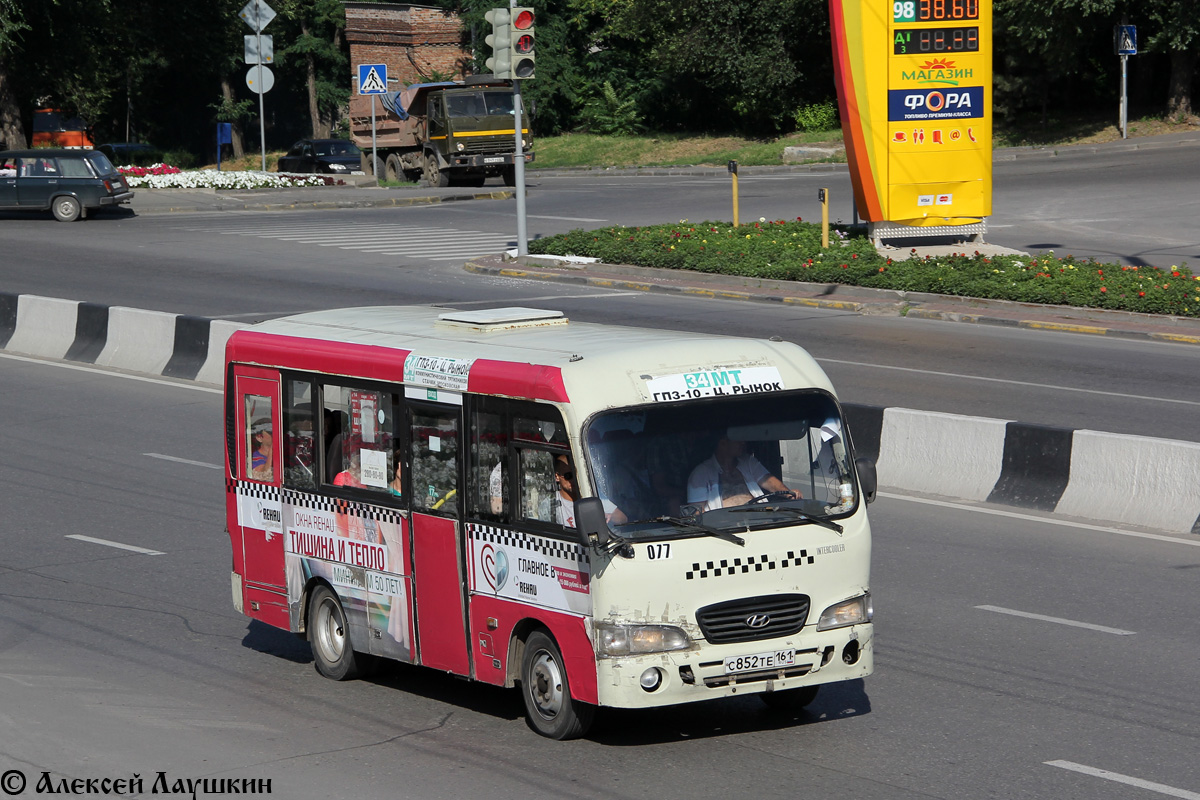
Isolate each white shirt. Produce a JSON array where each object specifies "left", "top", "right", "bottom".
[{"left": 686, "top": 454, "right": 771, "bottom": 511}]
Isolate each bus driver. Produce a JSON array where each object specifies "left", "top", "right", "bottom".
[{"left": 686, "top": 434, "right": 796, "bottom": 512}]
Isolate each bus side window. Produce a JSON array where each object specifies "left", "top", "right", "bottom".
[
  {"left": 320, "top": 382, "right": 401, "bottom": 494},
  {"left": 411, "top": 407, "right": 459, "bottom": 517},
  {"left": 284, "top": 378, "right": 316, "bottom": 489},
  {"left": 245, "top": 394, "right": 273, "bottom": 482},
  {"left": 520, "top": 449, "right": 558, "bottom": 524},
  {"left": 470, "top": 410, "right": 508, "bottom": 520}
]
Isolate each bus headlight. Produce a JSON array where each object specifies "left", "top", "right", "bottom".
[
  {"left": 816, "top": 593, "right": 872, "bottom": 631},
  {"left": 595, "top": 623, "right": 690, "bottom": 657}
]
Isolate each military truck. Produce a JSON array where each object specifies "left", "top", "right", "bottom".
[{"left": 348, "top": 75, "right": 532, "bottom": 187}]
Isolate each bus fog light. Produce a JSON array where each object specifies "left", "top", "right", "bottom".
[
  {"left": 640, "top": 668, "right": 663, "bottom": 692},
  {"left": 596, "top": 623, "right": 690, "bottom": 657},
  {"left": 816, "top": 593, "right": 872, "bottom": 631}
]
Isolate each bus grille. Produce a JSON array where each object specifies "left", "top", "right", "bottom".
[{"left": 696, "top": 594, "right": 810, "bottom": 645}]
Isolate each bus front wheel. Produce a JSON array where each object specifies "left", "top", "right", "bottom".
[
  {"left": 308, "top": 585, "right": 374, "bottom": 681},
  {"left": 520, "top": 631, "right": 594, "bottom": 740}
]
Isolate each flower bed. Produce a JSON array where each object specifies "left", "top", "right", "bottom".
[
  {"left": 118, "top": 163, "right": 332, "bottom": 189},
  {"left": 528, "top": 218, "right": 1200, "bottom": 317}
]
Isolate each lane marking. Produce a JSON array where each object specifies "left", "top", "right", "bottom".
[
  {"left": 1045, "top": 760, "right": 1200, "bottom": 799},
  {"left": 65, "top": 535, "right": 164, "bottom": 556},
  {"left": 0, "top": 352, "right": 221, "bottom": 393},
  {"left": 975, "top": 605, "right": 1135, "bottom": 635},
  {"left": 527, "top": 215, "right": 607, "bottom": 222},
  {"left": 821, "top": 358, "right": 1200, "bottom": 408},
  {"left": 878, "top": 491, "right": 1200, "bottom": 547},
  {"left": 145, "top": 453, "right": 222, "bottom": 470}
]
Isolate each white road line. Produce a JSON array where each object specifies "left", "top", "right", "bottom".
[
  {"left": 0, "top": 353, "right": 221, "bottom": 393},
  {"left": 65, "top": 535, "right": 164, "bottom": 556},
  {"left": 145, "top": 453, "right": 222, "bottom": 470},
  {"left": 820, "top": 358, "right": 1200, "bottom": 408},
  {"left": 527, "top": 215, "right": 607, "bottom": 222},
  {"left": 879, "top": 492, "right": 1200, "bottom": 548},
  {"left": 1045, "top": 760, "right": 1200, "bottom": 799},
  {"left": 975, "top": 606, "right": 1135, "bottom": 635}
]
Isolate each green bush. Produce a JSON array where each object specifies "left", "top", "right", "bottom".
[
  {"left": 793, "top": 101, "right": 839, "bottom": 132},
  {"left": 578, "top": 82, "right": 644, "bottom": 137},
  {"left": 163, "top": 149, "right": 197, "bottom": 169},
  {"left": 528, "top": 220, "right": 1200, "bottom": 317}
]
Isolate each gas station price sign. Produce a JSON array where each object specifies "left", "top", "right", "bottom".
[{"left": 829, "top": 0, "right": 992, "bottom": 228}]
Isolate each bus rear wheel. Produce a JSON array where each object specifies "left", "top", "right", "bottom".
[
  {"left": 520, "top": 631, "right": 594, "bottom": 740},
  {"left": 308, "top": 585, "right": 374, "bottom": 680}
]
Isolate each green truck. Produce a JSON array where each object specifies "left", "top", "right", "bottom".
[{"left": 349, "top": 75, "right": 533, "bottom": 187}]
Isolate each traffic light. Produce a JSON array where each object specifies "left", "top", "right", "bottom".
[
  {"left": 484, "top": 8, "right": 512, "bottom": 79},
  {"left": 509, "top": 7, "right": 535, "bottom": 79}
]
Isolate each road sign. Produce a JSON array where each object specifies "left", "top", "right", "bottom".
[
  {"left": 244, "top": 34, "right": 274, "bottom": 65},
  {"left": 239, "top": 0, "right": 276, "bottom": 33},
  {"left": 1115, "top": 25, "right": 1137, "bottom": 56},
  {"left": 246, "top": 65, "right": 274, "bottom": 94},
  {"left": 358, "top": 64, "right": 388, "bottom": 95}
]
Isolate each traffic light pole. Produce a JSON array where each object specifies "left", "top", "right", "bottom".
[{"left": 514, "top": 80, "right": 528, "bottom": 256}]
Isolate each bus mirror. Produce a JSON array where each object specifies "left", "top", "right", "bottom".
[
  {"left": 855, "top": 457, "right": 877, "bottom": 504},
  {"left": 574, "top": 497, "right": 610, "bottom": 548}
]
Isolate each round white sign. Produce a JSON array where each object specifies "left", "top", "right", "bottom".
[{"left": 246, "top": 65, "right": 274, "bottom": 94}]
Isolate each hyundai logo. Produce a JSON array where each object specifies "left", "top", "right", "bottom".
[{"left": 745, "top": 613, "right": 771, "bottom": 629}]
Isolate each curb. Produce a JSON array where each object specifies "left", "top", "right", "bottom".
[{"left": 465, "top": 258, "right": 1200, "bottom": 346}]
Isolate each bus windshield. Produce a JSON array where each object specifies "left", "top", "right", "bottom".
[{"left": 584, "top": 391, "right": 856, "bottom": 539}]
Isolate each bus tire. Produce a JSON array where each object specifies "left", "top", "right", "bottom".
[
  {"left": 52, "top": 195, "right": 81, "bottom": 222},
  {"left": 520, "top": 631, "right": 594, "bottom": 740},
  {"left": 759, "top": 684, "right": 819, "bottom": 712},
  {"left": 308, "top": 585, "right": 373, "bottom": 681}
]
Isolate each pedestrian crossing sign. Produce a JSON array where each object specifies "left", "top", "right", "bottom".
[
  {"left": 358, "top": 63, "right": 388, "bottom": 95},
  {"left": 1115, "top": 25, "right": 1137, "bottom": 56}
]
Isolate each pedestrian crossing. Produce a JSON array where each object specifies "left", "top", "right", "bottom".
[{"left": 171, "top": 220, "right": 516, "bottom": 261}]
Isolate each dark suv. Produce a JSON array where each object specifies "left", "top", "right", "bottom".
[{"left": 0, "top": 148, "right": 134, "bottom": 221}]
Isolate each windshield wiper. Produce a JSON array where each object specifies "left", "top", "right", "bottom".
[
  {"left": 627, "top": 515, "right": 745, "bottom": 547},
  {"left": 728, "top": 506, "right": 844, "bottom": 534}
]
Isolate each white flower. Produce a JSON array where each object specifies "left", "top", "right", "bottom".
[{"left": 123, "top": 169, "right": 326, "bottom": 189}]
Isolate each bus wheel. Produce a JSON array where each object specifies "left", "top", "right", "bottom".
[
  {"left": 308, "top": 585, "right": 373, "bottom": 680},
  {"left": 52, "top": 196, "right": 81, "bottom": 222},
  {"left": 759, "top": 685, "right": 819, "bottom": 712},
  {"left": 520, "top": 631, "right": 594, "bottom": 740}
]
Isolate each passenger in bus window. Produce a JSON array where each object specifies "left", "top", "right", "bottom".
[
  {"left": 489, "top": 461, "right": 504, "bottom": 514},
  {"left": 250, "top": 418, "right": 273, "bottom": 482},
  {"left": 552, "top": 454, "right": 623, "bottom": 528},
  {"left": 686, "top": 434, "right": 797, "bottom": 512},
  {"left": 389, "top": 447, "right": 404, "bottom": 498}
]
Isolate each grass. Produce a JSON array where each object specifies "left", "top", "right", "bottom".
[{"left": 528, "top": 219, "right": 1200, "bottom": 318}]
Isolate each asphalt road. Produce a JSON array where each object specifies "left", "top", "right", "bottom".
[{"left": 3, "top": 356, "right": 1199, "bottom": 799}]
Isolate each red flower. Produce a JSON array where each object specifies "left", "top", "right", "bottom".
[
  {"left": 1173, "top": 271, "right": 1181, "bottom": 277},
  {"left": 1100, "top": 287, "right": 1107, "bottom": 293},
  {"left": 1139, "top": 291, "right": 1145, "bottom": 297}
]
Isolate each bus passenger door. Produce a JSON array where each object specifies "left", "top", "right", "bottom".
[
  {"left": 232, "top": 369, "right": 287, "bottom": 628},
  {"left": 407, "top": 398, "right": 471, "bottom": 676}
]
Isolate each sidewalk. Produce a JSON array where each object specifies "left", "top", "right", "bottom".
[
  {"left": 126, "top": 183, "right": 514, "bottom": 215},
  {"left": 464, "top": 253, "right": 1200, "bottom": 347}
]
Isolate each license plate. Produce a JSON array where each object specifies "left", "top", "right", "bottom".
[
  {"left": 113, "top": 180, "right": 124, "bottom": 189},
  {"left": 483, "top": 156, "right": 504, "bottom": 164},
  {"left": 724, "top": 649, "right": 795, "bottom": 674}
]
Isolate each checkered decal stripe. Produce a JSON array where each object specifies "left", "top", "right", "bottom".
[
  {"left": 468, "top": 523, "right": 589, "bottom": 566},
  {"left": 685, "top": 550, "right": 814, "bottom": 580},
  {"left": 230, "top": 480, "right": 405, "bottom": 526}
]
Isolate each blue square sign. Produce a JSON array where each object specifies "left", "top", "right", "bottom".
[{"left": 358, "top": 63, "right": 388, "bottom": 95}]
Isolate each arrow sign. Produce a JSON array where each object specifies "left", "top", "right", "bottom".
[
  {"left": 240, "top": 0, "right": 276, "bottom": 33},
  {"left": 358, "top": 63, "right": 388, "bottom": 95}
]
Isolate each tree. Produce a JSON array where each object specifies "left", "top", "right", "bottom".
[
  {"left": 1141, "top": 0, "right": 1200, "bottom": 117},
  {"left": 0, "top": 0, "right": 29, "bottom": 148}
]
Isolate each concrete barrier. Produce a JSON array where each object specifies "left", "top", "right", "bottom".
[{"left": 2, "top": 291, "right": 1198, "bottom": 535}]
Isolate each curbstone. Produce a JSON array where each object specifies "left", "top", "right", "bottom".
[
  {"left": 163, "top": 315, "right": 212, "bottom": 380},
  {"left": 64, "top": 302, "right": 110, "bottom": 364},
  {"left": 197, "top": 320, "right": 247, "bottom": 385},
  {"left": 0, "top": 291, "right": 18, "bottom": 348}
]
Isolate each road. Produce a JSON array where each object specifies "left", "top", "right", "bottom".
[{"left": 2, "top": 357, "right": 1199, "bottom": 799}]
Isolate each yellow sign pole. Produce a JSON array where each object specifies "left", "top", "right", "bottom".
[
  {"left": 820, "top": 188, "right": 830, "bottom": 248},
  {"left": 728, "top": 160, "right": 739, "bottom": 227}
]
